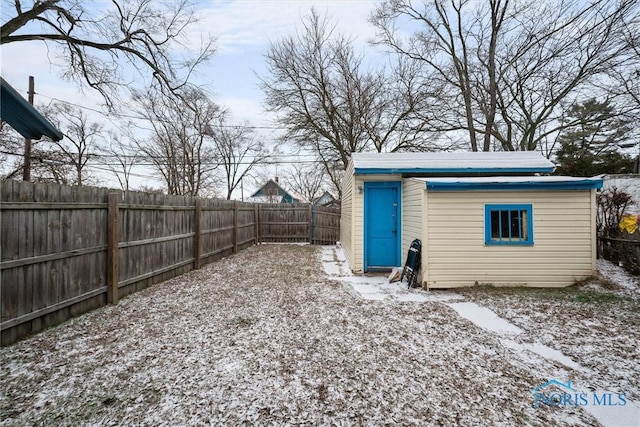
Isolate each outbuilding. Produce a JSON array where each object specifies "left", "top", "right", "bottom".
[{"left": 340, "top": 152, "right": 603, "bottom": 288}]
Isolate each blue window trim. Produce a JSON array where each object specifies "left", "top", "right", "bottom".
[
  {"left": 484, "top": 204, "right": 534, "bottom": 246},
  {"left": 363, "top": 181, "right": 402, "bottom": 271}
]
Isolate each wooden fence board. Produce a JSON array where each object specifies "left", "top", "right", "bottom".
[{"left": 1, "top": 180, "right": 340, "bottom": 344}]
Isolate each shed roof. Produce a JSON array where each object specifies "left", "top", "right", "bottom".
[
  {"left": 413, "top": 175, "right": 603, "bottom": 191},
  {"left": 0, "top": 77, "right": 63, "bottom": 141},
  {"left": 351, "top": 151, "right": 555, "bottom": 175}
]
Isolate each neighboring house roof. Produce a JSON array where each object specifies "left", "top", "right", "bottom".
[
  {"left": 313, "top": 191, "right": 336, "bottom": 206},
  {"left": 322, "top": 199, "right": 341, "bottom": 209},
  {"left": 0, "top": 77, "right": 63, "bottom": 141},
  {"left": 351, "top": 151, "right": 555, "bottom": 175},
  {"left": 290, "top": 190, "right": 310, "bottom": 204},
  {"left": 247, "top": 195, "right": 284, "bottom": 203},
  {"left": 414, "top": 175, "right": 603, "bottom": 191},
  {"left": 249, "top": 179, "right": 308, "bottom": 203}
]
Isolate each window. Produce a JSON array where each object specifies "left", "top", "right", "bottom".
[{"left": 485, "top": 204, "right": 533, "bottom": 245}]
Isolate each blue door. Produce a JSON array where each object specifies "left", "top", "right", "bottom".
[{"left": 364, "top": 182, "right": 401, "bottom": 271}]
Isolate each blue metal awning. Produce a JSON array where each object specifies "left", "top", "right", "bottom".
[
  {"left": 0, "top": 77, "right": 63, "bottom": 141},
  {"left": 420, "top": 176, "right": 604, "bottom": 191}
]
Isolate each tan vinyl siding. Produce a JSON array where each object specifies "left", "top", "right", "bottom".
[
  {"left": 401, "top": 179, "right": 425, "bottom": 282},
  {"left": 402, "top": 179, "right": 424, "bottom": 257},
  {"left": 351, "top": 175, "right": 402, "bottom": 273},
  {"left": 424, "top": 190, "right": 597, "bottom": 288},
  {"left": 340, "top": 161, "right": 355, "bottom": 268}
]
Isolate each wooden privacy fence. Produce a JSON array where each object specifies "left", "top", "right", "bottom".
[
  {"left": 258, "top": 204, "right": 341, "bottom": 244},
  {"left": 0, "top": 180, "right": 340, "bottom": 345}
]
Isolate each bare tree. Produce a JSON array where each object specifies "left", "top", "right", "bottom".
[
  {"left": 1, "top": 0, "right": 215, "bottom": 108},
  {"left": 210, "top": 116, "right": 268, "bottom": 200},
  {"left": 0, "top": 120, "right": 23, "bottom": 178},
  {"left": 41, "top": 102, "right": 103, "bottom": 186},
  {"left": 28, "top": 148, "right": 74, "bottom": 184},
  {"left": 2, "top": 120, "right": 76, "bottom": 183},
  {"left": 283, "top": 162, "right": 327, "bottom": 202},
  {"left": 261, "top": 9, "right": 432, "bottom": 189},
  {"left": 99, "top": 128, "right": 141, "bottom": 191},
  {"left": 606, "top": 12, "right": 640, "bottom": 119},
  {"left": 133, "top": 85, "right": 221, "bottom": 196},
  {"left": 371, "top": 0, "right": 638, "bottom": 152}
]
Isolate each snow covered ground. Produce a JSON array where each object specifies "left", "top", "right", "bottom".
[
  {"left": 1, "top": 245, "right": 638, "bottom": 426},
  {"left": 456, "top": 259, "right": 640, "bottom": 427}
]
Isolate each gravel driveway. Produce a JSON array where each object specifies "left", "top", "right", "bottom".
[{"left": 1, "top": 244, "right": 637, "bottom": 426}]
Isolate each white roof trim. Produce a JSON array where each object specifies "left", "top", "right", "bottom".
[{"left": 351, "top": 151, "right": 554, "bottom": 173}]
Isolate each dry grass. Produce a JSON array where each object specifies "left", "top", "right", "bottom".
[{"left": 0, "top": 245, "right": 620, "bottom": 426}]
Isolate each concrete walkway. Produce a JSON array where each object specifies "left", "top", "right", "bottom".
[
  {"left": 320, "top": 245, "right": 463, "bottom": 303},
  {"left": 321, "top": 244, "right": 640, "bottom": 427}
]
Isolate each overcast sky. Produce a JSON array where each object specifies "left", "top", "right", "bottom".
[
  {"left": 0, "top": 0, "right": 383, "bottom": 194},
  {"left": 1, "top": 0, "right": 382, "bottom": 129}
]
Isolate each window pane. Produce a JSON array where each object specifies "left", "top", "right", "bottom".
[
  {"left": 491, "top": 210, "right": 500, "bottom": 239},
  {"left": 520, "top": 210, "right": 528, "bottom": 240},
  {"left": 500, "top": 210, "right": 510, "bottom": 240},
  {"left": 510, "top": 210, "right": 521, "bottom": 239},
  {"left": 486, "top": 205, "right": 532, "bottom": 245}
]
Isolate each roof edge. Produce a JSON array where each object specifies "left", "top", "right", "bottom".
[
  {"left": 0, "top": 77, "right": 64, "bottom": 141},
  {"left": 354, "top": 167, "right": 555, "bottom": 175},
  {"left": 424, "top": 178, "right": 603, "bottom": 192}
]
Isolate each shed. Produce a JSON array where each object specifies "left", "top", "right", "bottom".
[{"left": 340, "top": 152, "right": 603, "bottom": 288}]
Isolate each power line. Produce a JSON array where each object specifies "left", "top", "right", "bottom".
[
  {"left": 86, "top": 164, "right": 163, "bottom": 182},
  {"left": 0, "top": 148, "right": 332, "bottom": 167},
  {"left": 36, "top": 93, "right": 287, "bottom": 131}
]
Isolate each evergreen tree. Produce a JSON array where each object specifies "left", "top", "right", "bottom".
[{"left": 554, "top": 99, "right": 634, "bottom": 176}]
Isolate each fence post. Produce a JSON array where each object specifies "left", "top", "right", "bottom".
[
  {"left": 194, "top": 198, "right": 202, "bottom": 269},
  {"left": 233, "top": 201, "right": 239, "bottom": 253},
  {"left": 256, "top": 205, "right": 261, "bottom": 244},
  {"left": 309, "top": 204, "right": 312, "bottom": 244},
  {"left": 107, "top": 192, "right": 119, "bottom": 304}
]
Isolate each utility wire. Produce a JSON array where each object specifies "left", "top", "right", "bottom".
[
  {"left": 36, "top": 93, "right": 287, "bottom": 131},
  {"left": 0, "top": 148, "right": 332, "bottom": 167}
]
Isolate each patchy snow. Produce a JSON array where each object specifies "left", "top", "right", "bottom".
[
  {"left": 324, "top": 248, "right": 640, "bottom": 427},
  {"left": 500, "top": 339, "right": 582, "bottom": 371},
  {"left": 446, "top": 298, "right": 639, "bottom": 427},
  {"left": 321, "top": 245, "right": 463, "bottom": 303},
  {"left": 445, "top": 302, "right": 523, "bottom": 335},
  {"left": 457, "top": 280, "right": 640, "bottom": 427},
  {"left": 597, "top": 259, "right": 640, "bottom": 293},
  {"left": 1, "top": 244, "right": 638, "bottom": 426},
  {"left": 324, "top": 246, "right": 640, "bottom": 426},
  {"left": 319, "top": 243, "right": 351, "bottom": 277}
]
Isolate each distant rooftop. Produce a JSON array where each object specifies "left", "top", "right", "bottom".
[{"left": 351, "top": 151, "right": 555, "bottom": 175}]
